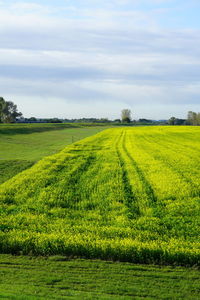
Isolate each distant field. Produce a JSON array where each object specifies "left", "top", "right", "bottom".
[
  {"left": 0, "top": 123, "right": 107, "bottom": 183},
  {"left": 0, "top": 126, "right": 199, "bottom": 266}
]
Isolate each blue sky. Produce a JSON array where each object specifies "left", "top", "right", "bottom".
[{"left": 0, "top": 0, "right": 200, "bottom": 119}]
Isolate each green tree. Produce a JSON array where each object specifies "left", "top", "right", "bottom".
[
  {"left": 0, "top": 97, "right": 6, "bottom": 123},
  {"left": 0, "top": 98, "right": 22, "bottom": 123},
  {"left": 187, "top": 111, "right": 200, "bottom": 125},
  {"left": 197, "top": 113, "right": 200, "bottom": 125},
  {"left": 168, "top": 117, "right": 176, "bottom": 125},
  {"left": 121, "top": 109, "right": 132, "bottom": 123}
]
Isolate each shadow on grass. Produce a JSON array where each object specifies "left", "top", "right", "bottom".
[{"left": 0, "top": 124, "right": 82, "bottom": 135}]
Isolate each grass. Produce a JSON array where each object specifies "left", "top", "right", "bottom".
[
  {"left": 0, "top": 255, "right": 200, "bottom": 299},
  {"left": 0, "top": 126, "right": 200, "bottom": 265},
  {"left": 0, "top": 123, "right": 107, "bottom": 184},
  {"left": 1, "top": 125, "right": 200, "bottom": 299},
  {"left": 0, "top": 123, "right": 108, "bottom": 135}
]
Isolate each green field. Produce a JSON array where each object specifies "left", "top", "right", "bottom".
[
  {"left": 0, "top": 125, "right": 200, "bottom": 298},
  {"left": 0, "top": 126, "right": 200, "bottom": 265},
  {"left": 0, "top": 123, "right": 107, "bottom": 184},
  {"left": 0, "top": 255, "right": 199, "bottom": 299}
]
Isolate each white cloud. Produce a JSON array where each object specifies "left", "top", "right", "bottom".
[
  {"left": 0, "top": 1, "right": 199, "bottom": 119},
  {"left": 10, "top": 2, "right": 51, "bottom": 14}
]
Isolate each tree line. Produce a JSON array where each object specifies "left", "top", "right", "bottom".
[
  {"left": 168, "top": 111, "right": 200, "bottom": 126},
  {"left": 121, "top": 109, "right": 200, "bottom": 126},
  {"left": 0, "top": 97, "right": 22, "bottom": 123},
  {"left": 0, "top": 97, "right": 199, "bottom": 125}
]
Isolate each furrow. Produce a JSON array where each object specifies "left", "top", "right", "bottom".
[
  {"left": 122, "top": 132, "right": 158, "bottom": 207},
  {"left": 115, "top": 131, "right": 140, "bottom": 219}
]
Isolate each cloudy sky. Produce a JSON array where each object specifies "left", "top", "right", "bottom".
[{"left": 0, "top": 0, "right": 200, "bottom": 119}]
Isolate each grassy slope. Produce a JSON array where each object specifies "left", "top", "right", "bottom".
[
  {"left": 0, "top": 124, "right": 107, "bottom": 184},
  {"left": 0, "top": 255, "right": 199, "bottom": 300}
]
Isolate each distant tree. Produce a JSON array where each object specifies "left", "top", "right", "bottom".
[
  {"left": 121, "top": 109, "right": 132, "bottom": 123},
  {"left": 99, "top": 118, "right": 110, "bottom": 123},
  {"left": 187, "top": 111, "right": 200, "bottom": 125},
  {"left": 0, "top": 98, "right": 23, "bottom": 123},
  {"left": 47, "top": 118, "right": 62, "bottom": 123},
  {"left": 114, "top": 119, "right": 121, "bottom": 123},
  {"left": 174, "top": 118, "right": 186, "bottom": 125},
  {"left": 1, "top": 101, "right": 22, "bottom": 123},
  {"left": 168, "top": 117, "right": 176, "bottom": 125},
  {"left": 28, "top": 117, "right": 37, "bottom": 122},
  {"left": 138, "top": 119, "right": 153, "bottom": 123},
  {"left": 0, "top": 97, "right": 6, "bottom": 123}
]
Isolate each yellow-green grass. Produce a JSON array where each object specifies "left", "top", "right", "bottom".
[
  {"left": 0, "top": 123, "right": 108, "bottom": 184},
  {"left": 0, "top": 126, "right": 200, "bottom": 266},
  {"left": 0, "top": 255, "right": 199, "bottom": 299}
]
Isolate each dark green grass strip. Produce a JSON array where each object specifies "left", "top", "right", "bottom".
[
  {"left": 0, "top": 160, "right": 35, "bottom": 184},
  {"left": 0, "top": 123, "right": 108, "bottom": 135},
  {"left": 0, "top": 255, "right": 199, "bottom": 299}
]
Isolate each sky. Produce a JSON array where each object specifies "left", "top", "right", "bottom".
[{"left": 0, "top": 0, "right": 200, "bottom": 120}]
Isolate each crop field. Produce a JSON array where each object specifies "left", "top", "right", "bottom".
[
  {"left": 0, "top": 126, "right": 200, "bottom": 266},
  {"left": 0, "top": 123, "right": 107, "bottom": 184}
]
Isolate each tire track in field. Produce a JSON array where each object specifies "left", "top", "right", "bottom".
[
  {"left": 121, "top": 131, "right": 158, "bottom": 211},
  {"left": 37, "top": 150, "right": 97, "bottom": 209},
  {"left": 0, "top": 149, "right": 96, "bottom": 207},
  {"left": 60, "top": 130, "right": 119, "bottom": 210},
  {"left": 57, "top": 153, "right": 97, "bottom": 208},
  {"left": 115, "top": 130, "right": 140, "bottom": 219},
  {"left": 58, "top": 130, "right": 125, "bottom": 211}
]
